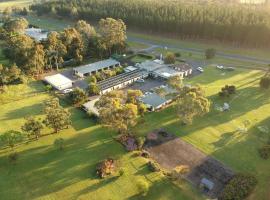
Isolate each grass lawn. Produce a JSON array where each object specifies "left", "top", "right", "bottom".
[
  {"left": 127, "top": 41, "right": 149, "bottom": 50},
  {"left": 127, "top": 31, "right": 270, "bottom": 62},
  {"left": 134, "top": 67, "right": 270, "bottom": 200},
  {"left": 0, "top": 0, "right": 34, "bottom": 11},
  {"left": 0, "top": 82, "right": 202, "bottom": 200}
]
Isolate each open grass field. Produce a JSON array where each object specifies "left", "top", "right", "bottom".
[
  {"left": 0, "top": 0, "right": 35, "bottom": 11},
  {"left": 0, "top": 82, "right": 202, "bottom": 200},
  {"left": 134, "top": 67, "right": 270, "bottom": 200}
]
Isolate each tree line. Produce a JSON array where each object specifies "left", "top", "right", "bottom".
[{"left": 30, "top": 0, "right": 270, "bottom": 47}]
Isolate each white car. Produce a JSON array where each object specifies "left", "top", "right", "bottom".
[
  {"left": 62, "top": 88, "right": 73, "bottom": 94},
  {"left": 136, "top": 79, "right": 145, "bottom": 83},
  {"left": 197, "top": 67, "right": 204, "bottom": 72},
  {"left": 216, "top": 65, "right": 224, "bottom": 69}
]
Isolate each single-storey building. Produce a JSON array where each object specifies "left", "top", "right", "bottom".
[
  {"left": 73, "top": 59, "right": 120, "bottom": 78},
  {"left": 25, "top": 28, "right": 48, "bottom": 41},
  {"left": 124, "top": 66, "right": 138, "bottom": 73},
  {"left": 137, "top": 60, "right": 192, "bottom": 79},
  {"left": 139, "top": 93, "right": 172, "bottom": 111},
  {"left": 44, "top": 74, "right": 73, "bottom": 90},
  {"left": 98, "top": 69, "right": 148, "bottom": 94}
]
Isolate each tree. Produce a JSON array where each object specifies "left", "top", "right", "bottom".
[
  {"left": 205, "top": 48, "right": 216, "bottom": 59},
  {"left": 95, "top": 90, "right": 139, "bottom": 134},
  {"left": 69, "top": 87, "right": 88, "bottom": 106},
  {"left": 88, "top": 82, "right": 100, "bottom": 95},
  {"left": 43, "top": 98, "right": 71, "bottom": 133},
  {"left": 168, "top": 75, "right": 183, "bottom": 91},
  {"left": 88, "top": 75, "right": 97, "bottom": 84},
  {"left": 176, "top": 86, "right": 210, "bottom": 124},
  {"left": 45, "top": 31, "right": 67, "bottom": 71},
  {"left": 164, "top": 52, "right": 176, "bottom": 64},
  {"left": 219, "top": 85, "right": 236, "bottom": 97},
  {"left": 260, "top": 74, "right": 270, "bottom": 89},
  {"left": 98, "top": 18, "right": 127, "bottom": 56},
  {"left": 0, "top": 130, "right": 24, "bottom": 149},
  {"left": 21, "top": 116, "right": 43, "bottom": 140},
  {"left": 127, "top": 90, "right": 143, "bottom": 104},
  {"left": 0, "top": 64, "right": 22, "bottom": 87},
  {"left": 3, "top": 17, "right": 28, "bottom": 33}
]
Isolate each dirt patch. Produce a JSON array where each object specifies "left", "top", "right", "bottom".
[{"left": 144, "top": 129, "right": 234, "bottom": 198}]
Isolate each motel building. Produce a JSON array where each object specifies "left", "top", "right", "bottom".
[{"left": 73, "top": 59, "right": 120, "bottom": 78}]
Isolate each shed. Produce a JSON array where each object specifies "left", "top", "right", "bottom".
[{"left": 44, "top": 74, "right": 73, "bottom": 90}]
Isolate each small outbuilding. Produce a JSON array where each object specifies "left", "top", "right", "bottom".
[
  {"left": 140, "top": 93, "right": 171, "bottom": 111},
  {"left": 200, "top": 178, "right": 214, "bottom": 192},
  {"left": 44, "top": 74, "right": 73, "bottom": 90}
]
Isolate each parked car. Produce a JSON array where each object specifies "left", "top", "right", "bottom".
[
  {"left": 216, "top": 65, "right": 224, "bottom": 69},
  {"left": 226, "top": 67, "right": 235, "bottom": 71},
  {"left": 197, "top": 67, "right": 204, "bottom": 72},
  {"left": 136, "top": 79, "right": 145, "bottom": 83},
  {"left": 62, "top": 88, "right": 73, "bottom": 94}
]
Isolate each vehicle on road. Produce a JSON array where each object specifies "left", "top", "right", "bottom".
[
  {"left": 136, "top": 79, "right": 145, "bottom": 83},
  {"left": 197, "top": 67, "right": 204, "bottom": 72},
  {"left": 216, "top": 65, "right": 224, "bottom": 69}
]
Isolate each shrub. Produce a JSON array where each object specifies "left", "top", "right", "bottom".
[
  {"left": 164, "top": 52, "right": 176, "bottom": 64},
  {"left": 174, "top": 52, "right": 181, "bottom": 57},
  {"left": 136, "top": 179, "right": 149, "bottom": 196},
  {"left": 148, "top": 161, "right": 160, "bottom": 172},
  {"left": 96, "top": 158, "right": 115, "bottom": 178},
  {"left": 219, "top": 85, "right": 236, "bottom": 97},
  {"left": 119, "top": 168, "right": 125, "bottom": 176},
  {"left": 258, "top": 145, "right": 270, "bottom": 159},
  {"left": 8, "top": 152, "right": 18, "bottom": 163},
  {"left": 54, "top": 138, "right": 65, "bottom": 150},
  {"left": 136, "top": 137, "right": 145, "bottom": 150},
  {"left": 220, "top": 174, "right": 257, "bottom": 200}
]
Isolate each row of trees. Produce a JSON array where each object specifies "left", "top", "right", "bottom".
[
  {"left": 0, "top": 17, "right": 127, "bottom": 77},
  {"left": 30, "top": 0, "right": 270, "bottom": 47}
]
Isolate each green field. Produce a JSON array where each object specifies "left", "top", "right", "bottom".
[
  {"left": 0, "top": 0, "right": 35, "bottom": 11},
  {"left": 0, "top": 82, "right": 202, "bottom": 200},
  {"left": 134, "top": 67, "right": 270, "bottom": 200}
]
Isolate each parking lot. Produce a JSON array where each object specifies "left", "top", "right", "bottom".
[
  {"left": 61, "top": 69, "right": 89, "bottom": 90},
  {"left": 127, "top": 77, "right": 166, "bottom": 93}
]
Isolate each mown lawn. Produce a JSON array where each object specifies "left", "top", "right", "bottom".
[
  {"left": 0, "top": 0, "right": 34, "bottom": 11},
  {"left": 0, "top": 82, "right": 202, "bottom": 200},
  {"left": 134, "top": 67, "right": 270, "bottom": 200}
]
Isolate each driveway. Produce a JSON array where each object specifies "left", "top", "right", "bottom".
[{"left": 61, "top": 69, "right": 89, "bottom": 91}]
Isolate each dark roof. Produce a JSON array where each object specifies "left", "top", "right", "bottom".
[
  {"left": 98, "top": 69, "right": 144, "bottom": 91},
  {"left": 140, "top": 93, "right": 169, "bottom": 108}
]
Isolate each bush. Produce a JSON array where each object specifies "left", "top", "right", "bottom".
[
  {"left": 219, "top": 85, "right": 236, "bottom": 97},
  {"left": 148, "top": 161, "right": 160, "bottom": 172},
  {"left": 96, "top": 158, "right": 115, "bottom": 178},
  {"left": 8, "top": 152, "right": 18, "bottom": 163},
  {"left": 220, "top": 174, "right": 257, "bottom": 200},
  {"left": 119, "top": 168, "right": 125, "bottom": 176},
  {"left": 54, "top": 138, "right": 65, "bottom": 150},
  {"left": 174, "top": 52, "right": 181, "bottom": 57},
  {"left": 164, "top": 52, "right": 176, "bottom": 64},
  {"left": 258, "top": 145, "right": 270, "bottom": 159},
  {"left": 136, "top": 179, "right": 149, "bottom": 196},
  {"left": 136, "top": 137, "right": 145, "bottom": 150}
]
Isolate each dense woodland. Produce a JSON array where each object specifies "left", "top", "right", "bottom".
[{"left": 30, "top": 0, "right": 270, "bottom": 47}]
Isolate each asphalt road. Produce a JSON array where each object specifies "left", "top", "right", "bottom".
[{"left": 128, "top": 36, "right": 270, "bottom": 65}]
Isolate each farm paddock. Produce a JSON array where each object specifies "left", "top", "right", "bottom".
[{"left": 144, "top": 130, "right": 234, "bottom": 198}]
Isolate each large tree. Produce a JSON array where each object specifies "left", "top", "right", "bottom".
[
  {"left": 69, "top": 87, "right": 88, "bottom": 106},
  {"left": 3, "top": 17, "right": 28, "bottom": 33},
  {"left": 95, "top": 90, "right": 140, "bottom": 134},
  {"left": 176, "top": 86, "right": 210, "bottom": 124},
  {"left": 43, "top": 98, "right": 71, "bottom": 133},
  {"left": 0, "top": 130, "right": 24, "bottom": 149},
  {"left": 98, "top": 18, "right": 127, "bottom": 56},
  {"left": 21, "top": 116, "right": 43, "bottom": 140}
]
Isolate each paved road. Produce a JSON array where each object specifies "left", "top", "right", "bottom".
[{"left": 128, "top": 36, "right": 270, "bottom": 65}]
